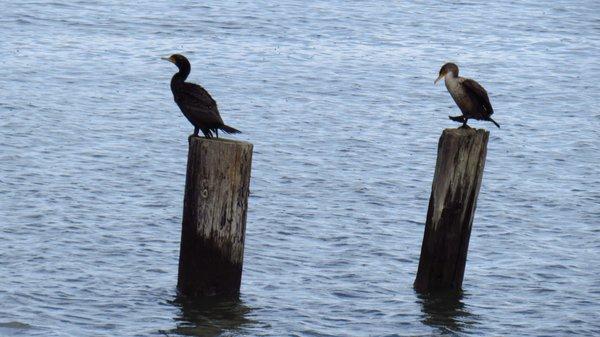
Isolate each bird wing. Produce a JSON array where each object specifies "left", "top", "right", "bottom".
[
  {"left": 462, "top": 78, "right": 494, "bottom": 116},
  {"left": 174, "top": 82, "right": 224, "bottom": 125}
]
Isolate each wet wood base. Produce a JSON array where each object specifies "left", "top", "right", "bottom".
[
  {"left": 178, "top": 136, "right": 253, "bottom": 298},
  {"left": 414, "top": 128, "right": 489, "bottom": 293}
]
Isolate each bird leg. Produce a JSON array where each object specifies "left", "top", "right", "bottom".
[
  {"left": 201, "top": 128, "right": 212, "bottom": 139},
  {"left": 215, "top": 129, "right": 219, "bottom": 139},
  {"left": 189, "top": 127, "right": 200, "bottom": 141}
]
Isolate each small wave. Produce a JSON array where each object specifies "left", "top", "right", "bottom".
[{"left": 0, "top": 321, "right": 32, "bottom": 329}]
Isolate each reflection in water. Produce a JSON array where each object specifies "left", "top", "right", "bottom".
[
  {"left": 417, "top": 291, "right": 477, "bottom": 335},
  {"left": 160, "top": 295, "right": 255, "bottom": 337}
]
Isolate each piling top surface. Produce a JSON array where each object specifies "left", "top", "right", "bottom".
[
  {"left": 442, "top": 127, "right": 490, "bottom": 137},
  {"left": 189, "top": 136, "right": 253, "bottom": 148}
]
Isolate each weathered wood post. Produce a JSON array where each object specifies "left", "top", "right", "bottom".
[
  {"left": 178, "top": 137, "right": 253, "bottom": 298},
  {"left": 414, "top": 128, "right": 489, "bottom": 293}
]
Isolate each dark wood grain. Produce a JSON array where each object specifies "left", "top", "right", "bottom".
[
  {"left": 415, "top": 128, "right": 489, "bottom": 293},
  {"left": 178, "top": 137, "right": 253, "bottom": 298}
]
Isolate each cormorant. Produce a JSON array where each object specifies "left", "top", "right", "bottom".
[
  {"left": 434, "top": 63, "right": 500, "bottom": 128},
  {"left": 162, "top": 54, "right": 240, "bottom": 138}
]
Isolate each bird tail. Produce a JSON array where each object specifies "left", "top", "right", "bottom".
[
  {"left": 219, "top": 124, "right": 241, "bottom": 134},
  {"left": 488, "top": 117, "right": 500, "bottom": 128}
]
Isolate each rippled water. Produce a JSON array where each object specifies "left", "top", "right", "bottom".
[{"left": 1, "top": 1, "right": 599, "bottom": 336}]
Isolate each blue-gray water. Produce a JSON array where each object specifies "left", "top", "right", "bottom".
[{"left": 1, "top": 1, "right": 599, "bottom": 336}]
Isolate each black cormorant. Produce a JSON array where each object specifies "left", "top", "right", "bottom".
[
  {"left": 162, "top": 54, "right": 240, "bottom": 138},
  {"left": 434, "top": 63, "right": 500, "bottom": 128}
]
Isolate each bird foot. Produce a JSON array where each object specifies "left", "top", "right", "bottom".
[
  {"left": 448, "top": 115, "right": 471, "bottom": 129},
  {"left": 448, "top": 115, "right": 465, "bottom": 123}
]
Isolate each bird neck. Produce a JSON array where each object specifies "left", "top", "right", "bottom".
[
  {"left": 444, "top": 72, "right": 459, "bottom": 84},
  {"left": 172, "top": 64, "right": 191, "bottom": 83},
  {"left": 444, "top": 74, "right": 462, "bottom": 94}
]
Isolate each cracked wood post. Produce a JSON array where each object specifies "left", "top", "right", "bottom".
[
  {"left": 414, "top": 128, "right": 489, "bottom": 293},
  {"left": 178, "top": 137, "right": 253, "bottom": 298}
]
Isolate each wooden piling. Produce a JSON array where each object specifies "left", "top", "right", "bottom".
[
  {"left": 414, "top": 128, "right": 489, "bottom": 293},
  {"left": 178, "top": 137, "right": 253, "bottom": 298}
]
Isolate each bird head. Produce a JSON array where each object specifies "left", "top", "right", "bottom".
[
  {"left": 161, "top": 54, "right": 190, "bottom": 69},
  {"left": 434, "top": 62, "right": 459, "bottom": 84}
]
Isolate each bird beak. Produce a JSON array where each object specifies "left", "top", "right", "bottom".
[
  {"left": 434, "top": 74, "right": 444, "bottom": 85},
  {"left": 161, "top": 56, "right": 175, "bottom": 64}
]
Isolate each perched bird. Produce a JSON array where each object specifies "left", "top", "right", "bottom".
[
  {"left": 434, "top": 63, "right": 500, "bottom": 128},
  {"left": 162, "top": 54, "right": 240, "bottom": 138}
]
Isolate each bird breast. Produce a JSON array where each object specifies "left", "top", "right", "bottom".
[
  {"left": 444, "top": 77, "right": 465, "bottom": 100},
  {"left": 445, "top": 77, "right": 471, "bottom": 112}
]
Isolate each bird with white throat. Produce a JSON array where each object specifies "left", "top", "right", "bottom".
[{"left": 435, "top": 62, "right": 500, "bottom": 128}]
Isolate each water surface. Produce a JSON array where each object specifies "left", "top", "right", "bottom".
[{"left": 1, "top": 1, "right": 599, "bottom": 336}]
